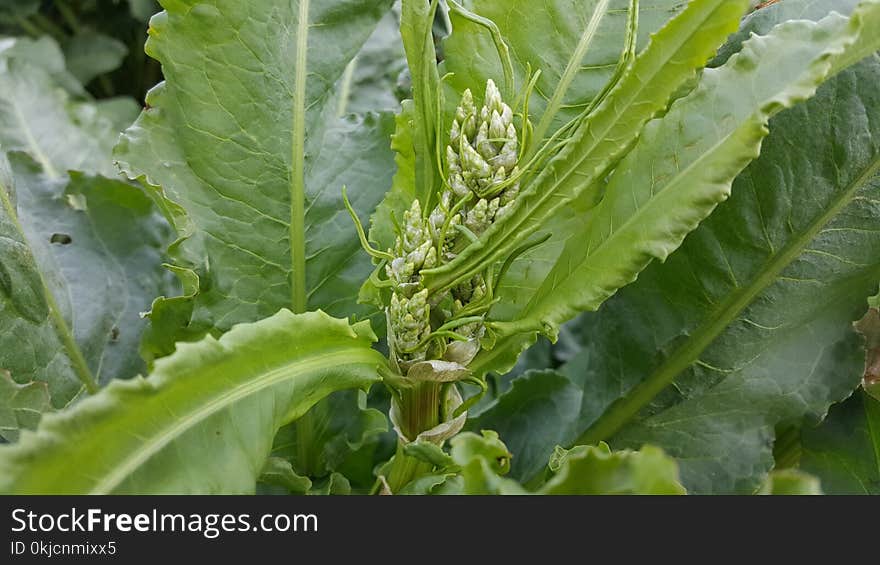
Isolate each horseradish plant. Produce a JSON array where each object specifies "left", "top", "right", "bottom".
[{"left": 0, "top": 0, "right": 879, "bottom": 494}]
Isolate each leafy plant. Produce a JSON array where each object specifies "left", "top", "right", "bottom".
[{"left": 0, "top": 0, "right": 879, "bottom": 495}]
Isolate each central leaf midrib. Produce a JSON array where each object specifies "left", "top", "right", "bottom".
[
  {"left": 290, "top": 0, "right": 310, "bottom": 314},
  {"left": 91, "top": 347, "right": 381, "bottom": 494},
  {"left": 575, "top": 152, "right": 880, "bottom": 447}
]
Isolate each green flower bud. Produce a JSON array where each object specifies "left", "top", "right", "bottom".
[{"left": 390, "top": 288, "right": 431, "bottom": 360}]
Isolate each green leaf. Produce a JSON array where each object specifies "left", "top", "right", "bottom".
[
  {"left": 340, "top": 9, "right": 407, "bottom": 116},
  {"left": 800, "top": 391, "right": 880, "bottom": 494},
  {"left": 0, "top": 45, "right": 118, "bottom": 177},
  {"left": 403, "top": 439, "right": 456, "bottom": 469},
  {"left": 560, "top": 53, "right": 880, "bottom": 493},
  {"left": 0, "top": 310, "right": 385, "bottom": 494},
  {"left": 756, "top": 469, "right": 822, "bottom": 495},
  {"left": 63, "top": 33, "right": 128, "bottom": 85},
  {"left": 715, "top": 0, "right": 864, "bottom": 66},
  {"left": 539, "top": 443, "right": 686, "bottom": 495},
  {"left": 115, "top": 0, "right": 397, "bottom": 345},
  {"left": 309, "top": 472, "right": 352, "bottom": 495},
  {"left": 0, "top": 37, "right": 85, "bottom": 96},
  {"left": 423, "top": 0, "right": 751, "bottom": 304},
  {"left": 399, "top": 0, "right": 443, "bottom": 206},
  {"left": 450, "top": 430, "right": 525, "bottom": 494},
  {"left": 270, "top": 389, "right": 388, "bottom": 479},
  {"left": 258, "top": 456, "right": 312, "bottom": 494},
  {"left": 0, "top": 153, "right": 174, "bottom": 414},
  {"left": 0, "top": 370, "right": 50, "bottom": 443},
  {"left": 476, "top": 3, "right": 880, "bottom": 378},
  {"left": 470, "top": 41, "right": 880, "bottom": 494},
  {"left": 130, "top": 0, "right": 160, "bottom": 22},
  {"left": 466, "top": 370, "right": 581, "bottom": 481}
]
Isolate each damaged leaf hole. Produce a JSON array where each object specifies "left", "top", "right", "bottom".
[{"left": 49, "top": 233, "right": 72, "bottom": 245}]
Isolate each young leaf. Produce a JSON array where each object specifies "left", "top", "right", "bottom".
[
  {"left": 115, "top": 0, "right": 397, "bottom": 345},
  {"left": 800, "top": 392, "right": 880, "bottom": 494},
  {"left": 399, "top": 0, "right": 443, "bottom": 206},
  {"left": 756, "top": 469, "right": 822, "bottom": 495},
  {"left": 540, "top": 443, "right": 686, "bottom": 495},
  {"left": 0, "top": 310, "right": 385, "bottom": 494}
]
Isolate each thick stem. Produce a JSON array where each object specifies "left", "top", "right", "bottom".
[
  {"left": 384, "top": 381, "right": 442, "bottom": 493},
  {"left": 400, "top": 381, "right": 441, "bottom": 440}
]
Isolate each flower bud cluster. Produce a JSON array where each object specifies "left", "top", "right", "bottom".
[
  {"left": 385, "top": 79, "right": 521, "bottom": 370},
  {"left": 445, "top": 79, "right": 520, "bottom": 239}
]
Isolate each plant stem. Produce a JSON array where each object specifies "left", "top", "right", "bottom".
[{"left": 384, "top": 381, "right": 442, "bottom": 492}]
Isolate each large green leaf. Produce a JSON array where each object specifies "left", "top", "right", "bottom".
[
  {"left": 548, "top": 52, "right": 880, "bottom": 494},
  {"left": 0, "top": 310, "right": 385, "bottom": 494},
  {"left": 716, "top": 0, "right": 864, "bottom": 66},
  {"left": 0, "top": 40, "right": 174, "bottom": 429},
  {"left": 474, "top": 2, "right": 880, "bottom": 378},
  {"left": 800, "top": 391, "right": 880, "bottom": 494},
  {"left": 0, "top": 153, "right": 175, "bottom": 410},
  {"left": 115, "top": 0, "right": 397, "bottom": 345}
]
